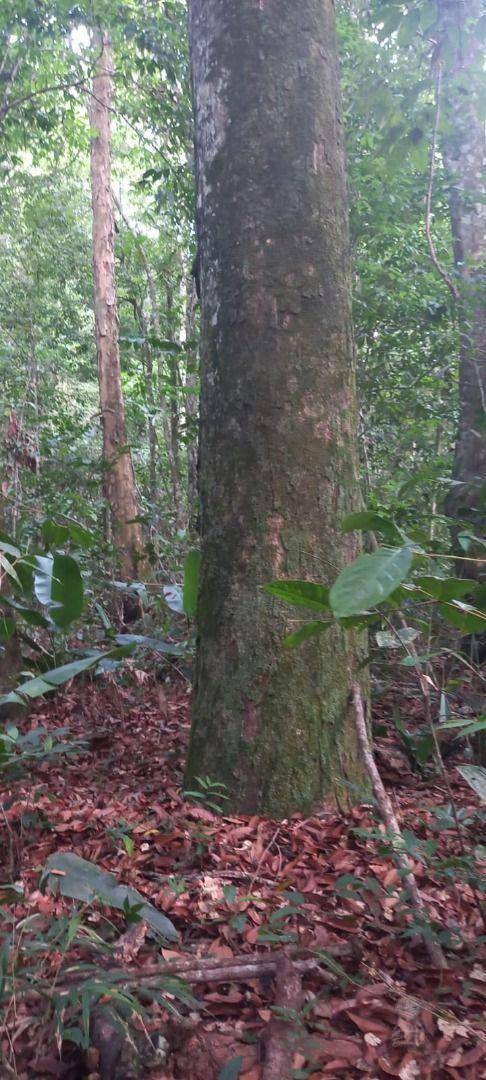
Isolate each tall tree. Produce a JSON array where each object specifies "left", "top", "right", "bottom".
[
  {"left": 438, "top": 0, "right": 486, "bottom": 545},
  {"left": 186, "top": 0, "right": 364, "bottom": 815},
  {"left": 89, "top": 32, "right": 145, "bottom": 593}
]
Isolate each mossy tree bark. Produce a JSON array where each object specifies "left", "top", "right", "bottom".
[
  {"left": 186, "top": 0, "right": 365, "bottom": 815},
  {"left": 89, "top": 32, "right": 146, "bottom": 602},
  {"left": 440, "top": 0, "right": 486, "bottom": 551}
]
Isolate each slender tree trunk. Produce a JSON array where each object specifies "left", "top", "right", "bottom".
[
  {"left": 185, "top": 277, "right": 199, "bottom": 527},
  {"left": 136, "top": 300, "right": 157, "bottom": 504},
  {"left": 440, "top": 0, "right": 486, "bottom": 550},
  {"left": 164, "top": 283, "right": 184, "bottom": 526},
  {"left": 145, "top": 337, "right": 157, "bottom": 505},
  {"left": 112, "top": 192, "right": 158, "bottom": 505},
  {"left": 186, "top": 0, "right": 365, "bottom": 815},
  {"left": 89, "top": 33, "right": 145, "bottom": 592}
]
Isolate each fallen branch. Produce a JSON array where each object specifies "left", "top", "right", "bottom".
[
  {"left": 351, "top": 682, "right": 447, "bottom": 969},
  {"left": 263, "top": 953, "right": 303, "bottom": 1080},
  {"left": 17, "top": 950, "right": 329, "bottom": 996}
]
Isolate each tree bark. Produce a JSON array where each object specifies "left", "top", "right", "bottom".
[
  {"left": 440, "top": 0, "right": 486, "bottom": 551},
  {"left": 112, "top": 192, "right": 158, "bottom": 505},
  {"left": 164, "top": 283, "right": 185, "bottom": 527},
  {"left": 89, "top": 33, "right": 145, "bottom": 593},
  {"left": 186, "top": 0, "right": 365, "bottom": 815},
  {"left": 185, "top": 276, "right": 199, "bottom": 528}
]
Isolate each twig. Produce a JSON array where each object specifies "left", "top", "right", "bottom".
[
  {"left": 249, "top": 825, "right": 281, "bottom": 893},
  {"left": 351, "top": 682, "right": 447, "bottom": 968},
  {"left": 263, "top": 954, "right": 303, "bottom": 1080},
  {"left": 425, "top": 64, "right": 459, "bottom": 301}
]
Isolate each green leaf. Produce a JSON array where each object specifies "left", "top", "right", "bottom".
[
  {"left": 457, "top": 766, "right": 486, "bottom": 803},
  {"left": 0, "top": 532, "right": 20, "bottom": 558},
  {"left": 41, "top": 852, "right": 178, "bottom": 940},
  {"left": 283, "top": 620, "right": 332, "bottom": 649},
  {"left": 414, "top": 576, "right": 477, "bottom": 602},
  {"left": 455, "top": 718, "right": 486, "bottom": 738},
  {"left": 0, "top": 553, "right": 20, "bottom": 586},
  {"left": 400, "top": 651, "right": 440, "bottom": 667},
  {"left": 0, "top": 617, "right": 15, "bottom": 641},
  {"left": 439, "top": 601, "right": 486, "bottom": 634},
  {"left": 265, "top": 580, "right": 330, "bottom": 612},
  {"left": 341, "top": 511, "right": 401, "bottom": 543},
  {"left": 66, "top": 520, "right": 96, "bottom": 548},
  {"left": 338, "top": 613, "right": 380, "bottom": 628},
  {"left": 183, "top": 550, "right": 200, "bottom": 617},
  {"left": 0, "top": 645, "right": 135, "bottom": 707},
  {"left": 329, "top": 546, "right": 413, "bottom": 619},
  {"left": 34, "top": 553, "right": 84, "bottom": 627},
  {"left": 41, "top": 519, "right": 70, "bottom": 548},
  {"left": 114, "top": 634, "right": 186, "bottom": 656},
  {"left": 0, "top": 596, "right": 50, "bottom": 628},
  {"left": 439, "top": 716, "right": 486, "bottom": 737}
]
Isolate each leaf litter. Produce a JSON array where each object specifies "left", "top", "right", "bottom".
[{"left": 0, "top": 673, "right": 485, "bottom": 1078}]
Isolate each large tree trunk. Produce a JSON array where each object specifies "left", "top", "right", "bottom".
[
  {"left": 186, "top": 0, "right": 365, "bottom": 816},
  {"left": 89, "top": 33, "right": 145, "bottom": 592},
  {"left": 440, "top": 0, "right": 486, "bottom": 549}
]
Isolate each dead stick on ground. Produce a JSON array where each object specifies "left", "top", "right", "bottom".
[
  {"left": 29, "top": 953, "right": 327, "bottom": 993},
  {"left": 351, "top": 682, "right": 447, "bottom": 969},
  {"left": 249, "top": 825, "right": 281, "bottom": 893},
  {"left": 263, "top": 954, "right": 303, "bottom": 1080}
]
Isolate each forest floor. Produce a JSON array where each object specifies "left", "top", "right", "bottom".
[{"left": 1, "top": 670, "right": 485, "bottom": 1080}]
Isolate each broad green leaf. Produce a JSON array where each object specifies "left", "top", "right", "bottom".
[
  {"left": 183, "top": 550, "right": 200, "bottom": 617},
  {"left": 341, "top": 511, "right": 401, "bottom": 543},
  {"left": 66, "top": 520, "right": 96, "bottom": 548},
  {"left": 34, "top": 553, "right": 84, "bottom": 627},
  {"left": 439, "top": 717, "right": 486, "bottom": 737},
  {"left": 454, "top": 718, "right": 486, "bottom": 737},
  {"left": 265, "top": 580, "right": 330, "bottom": 612},
  {"left": 439, "top": 601, "right": 486, "bottom": 634},
  {"left": 41, "top": 852, "right": 178, "bottom": 940},
  {"left": 414, "top": 576, "right": 477, "bottom": 602},
  {"left": 457, "top": 765, "right": 486, "bottom": 803},
  {"left": 41, "top": 519, "right": 70, "bottom": 548},
  {"left": 1, "top": 596, "right": 50, "bottom": 628},
  {"left": 0, "top": 533, "right": 20, "bottom": 558},
  {"left": 338, "top": 613, "right": 379, "bottom": 628},
  {"left": 329, "top": 546, "right": 413, "bottom": 618},
  {"left": 283, "top": 620, "right": 332, "bottom": 649},
  {"left": 0, "top": 645, "right": 135, "bottom": 707}
]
